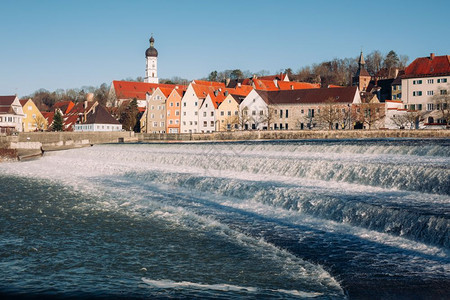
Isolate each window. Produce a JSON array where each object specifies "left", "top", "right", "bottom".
[
  {"left": 167, "top": 111, "right": 171, "bottom": 116},
  {"left": 252, "top": 110, "right": 256, "bottom": 116},
  {"left": 211, "top": 111, "right": 214, "bottom": 117},
  {"left": 417, "top": 104, "right": 423, "bottom": 110},
  {"left": 210, "top": 121, "right": 214, "bottom": 127},
  {"left": 228, "top": 111, "right": 231, "bottom": 116},
  {"left": 153, "top": 122, "right": 157, "bottom": 127},
  {"left": 176, "top": 103, "right": 180, "bottom": 107},
  {"left": 195, "top": 121, "right": 197, "bottom": 125},
  {"left": 203, "top": 112, "right": 206, "bottom": 117},
  {"left": 260, "top": 110, "right": 264, "bottom": 116},
  {"left": 285, "top": 123, "right": 288, "bottom": 130},
  {"left": 427, "top": 91, "right": 434, "bottom": 96},
  {"left": 183, "top": 112, "right": 186, "bottom": 116},
  {"left": 427, "top": 79, "right": 434, "bottom": 84},
  {"left": 183, "top": 121, "right": 186, "bottom": 125},
  {"left": 413, "top": 80, "right": 422, "bottom": 85},
  {"left": 221, "top": 111, "right": 224, "bottom": 116},
  {"left": 280, "top": 110, "right": 283, "bottom": 118},
  {"left": 195, "top": 112, "right": 198, "bottom": 116},
  {"left": 170, "top": 102, "right": 174, "bottom": 107},
  {"left": 161, "top": 122, "right": 164, "bottom": 127},
  {"left": 410, "top": 104, "right": 416, "bottom": 110},
  {"left": 437, "top": 78, "right": 448, "bottom": 83},
  {"left": 235, "top": 111, "right": 238, "bottom": 116},
  {"left": 203, "top": 121, "right": 207, "bottom": 127},
  {"left": 169, "top": 120, "right": 173, "bottom": 125},
  {"left": 183, "top": 102, "right": 186, "bottom": 107},
  {"left": 413, "top": 91, "right": 422, "bottom": 96},
  {"left": 151, "top": 113, "right": 154, "bottom": 118},
  {"left": 151, "top": 105, "right": 154, "bottom": 110},
  {"left": 190, "top": 121, "right": 193, "bottom": 125},
  {"left": 441, "top": 90, "right": 448, "bottom": 95},
  {"left": 427, "top": 103, "right": 434, "bottom": 111},
  {"left": 274, "top": 124, "right": 278, "bottom": 129},
  {"left": 195, "top": 102, "right": 198, "bottom": 106},
  {"left": 28, "top": 106, "right": 32, "bottom": 111},
  {"left": 285, "top": 110, "right": 289, "bottom": 118},
  {"left": 175, "top": 110, "right": 179, "bottom": 116},
  {"left": 301, "top": 109, "right": 304, "bottom": 114}
]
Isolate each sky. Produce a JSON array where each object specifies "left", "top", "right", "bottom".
[{"left": 1, "top": 0, "right": 449, "bottom": 96}]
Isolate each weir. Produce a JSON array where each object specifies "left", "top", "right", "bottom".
[{"left": 1, "top": 139, "right": 449, "bottom": 299}]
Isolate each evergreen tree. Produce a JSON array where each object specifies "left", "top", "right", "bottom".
[
  {"left": 52, "top": 110, "right": 64, "bottom": 131},
  {"left": 119, "top": 98, "right": 139, "bottom": 131}
]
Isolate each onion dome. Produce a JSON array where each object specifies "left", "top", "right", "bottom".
[{"left": 145, "top": 36, "right": 158, "bottom": 57}]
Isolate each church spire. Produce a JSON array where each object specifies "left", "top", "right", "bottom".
[{"left": 358, "top": 51, "right": 366, "bottom": 68}]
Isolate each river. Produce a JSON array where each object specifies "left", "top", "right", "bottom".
[{"left": 1, "top": 139, "right": 449, "bottom": 299}]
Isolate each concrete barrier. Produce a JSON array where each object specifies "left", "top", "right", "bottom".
[{"left": 138, "top": 130, "right": 450, "bottom": 142}]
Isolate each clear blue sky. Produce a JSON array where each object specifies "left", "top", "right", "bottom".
[{"left": 1, "top": 0, "right": 449, "bottom": 96}]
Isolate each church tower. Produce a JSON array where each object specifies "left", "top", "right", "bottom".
[
  {"left": 353, "top": 51, "right": 371, "bottom": 92},
  {"left": 145, "top": 36, "right": 158, "bottom": 83}
]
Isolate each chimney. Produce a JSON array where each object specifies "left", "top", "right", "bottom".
[
  {"left": 237, "top": 82, "right": 241, "bottom": 87},
  {"left": 175, "top": 85, "right": 179, "bottom": 89},
  {"left": 84, "top": 100, "right": 88, "bottom": 109},
  {"left": 290, "top": 85, "right": 294, "bottom": 90},
  {"left": 86, "top": 93, "right": 94, "bottom": 102},
  {"left": 430, "top": 53, "right": 435, "bottom": 60},
  {"left": 273, "top": 79, "right": 278, "bottom": 88},
  {"left": 224, "top": 91, "right": 229, "bottom": 96},
  {"left": 225, "top": 78, "right": 230, "bottom": 87}
]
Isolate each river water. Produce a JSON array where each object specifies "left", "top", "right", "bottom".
[{"left": 0, "top": 139, "right": 449, "bottom": 299}]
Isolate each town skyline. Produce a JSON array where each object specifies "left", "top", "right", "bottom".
[{"left": 1, "top": 0, "right": 449, "bottom": 96}]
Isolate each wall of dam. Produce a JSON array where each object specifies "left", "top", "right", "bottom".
[
  {"left": 138, "top": 129, "right": 450, "bottom": 142},
  {"left": 0, "top": 131, "right": 137, "bottom": 161}
]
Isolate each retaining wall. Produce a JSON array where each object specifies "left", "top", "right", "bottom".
[{"left": 138, "top": 130, "right": 450, "bottom": 142}]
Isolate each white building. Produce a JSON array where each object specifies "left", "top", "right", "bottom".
[
  {"left": 0, "top": 95, "right": 24, "bottom": 134},
  {"left": 239, "top": 89, "right": 270, "bottom": 130},
  {"left": 74, "top": 105, "right": 122, "bottom": 132},
  {"left": 402, "top": 53, "right": 450, "bottom": 125},
  {"left": 145, "top": 36, "right": 158, "bottom": 84}
]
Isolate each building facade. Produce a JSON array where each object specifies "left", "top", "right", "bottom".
[
  {"left": 0, "top": 95, "right": 24, "bottom": 133},
  {"left": 19, "top": 98, "right": 47, "bottom": 132}
]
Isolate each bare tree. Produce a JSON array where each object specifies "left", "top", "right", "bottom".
[
  {"left": 314, "top": 98, "right": 344, "bottom": 130},
  {"left": 237, "top": 106, "right": 251, "bottom": 130},
  {"left": 431, "top": 84, "right": 450, "bottom": 126},
  {"left": 404, "top": 110, "right": 426, "bottom": 129},
  {"left": 352, "top": 103, "right": 386, "bottom": 129},
  {"left": 390, "top": 114, "right": 409, "bottom": 129},
  {"left": 33, "top": 115, "right": 47, "bottom": 131},
  {"left": 258, "top": 106, "right": 277, "bottom": 130}
]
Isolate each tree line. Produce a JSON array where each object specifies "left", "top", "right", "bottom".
[{"left": 23, "top": 83, "right": 110, "bottom": 111}]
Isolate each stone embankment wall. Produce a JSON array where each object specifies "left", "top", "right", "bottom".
[
  {"left": 1, "top": 132, "right": 137, "bottom": 161},
  {"left": 138, "top": 130, "right": 450, "bottom": 142}
]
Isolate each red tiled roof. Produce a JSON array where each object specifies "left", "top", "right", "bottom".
[
  {"left": 113, "top": 81, "right": 187, "bottom": 100},
  {"left": 53, "top": 101, "right": 75, "bottom": 114},
  {"left": 42, "top": 112, "right": 54, "bottom": 128},
  {"left": 0, "top": 95, "right": 17, "bottom": 113},
  {"left": 256, "top": 86, "right": 358, "bottom": 105},
  {"left": 192, "top": 80, "right": 225, "bottom": 87},
  {"left": 278, "top": 81, "right": 320, "bottom": 90},
  {"left": 258, "top": 73, "right": 288, "bottom": 81},
  {"left": 404, "top": 54, "right": 450, "bottom": 78},
  {"left": 19, "top": 99, "right": 29, "bottom": 106}
]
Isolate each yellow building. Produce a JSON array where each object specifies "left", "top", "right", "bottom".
[
  {"left": 19, "top": 98, "right": 47, "bottom": 132},
  {"left": 216, "top": 94, "right": 242, "bottom": 131}
]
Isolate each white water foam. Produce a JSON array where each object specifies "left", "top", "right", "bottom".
[{"left": 141, "top": 278, "right": 324, "bottom": 298}]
